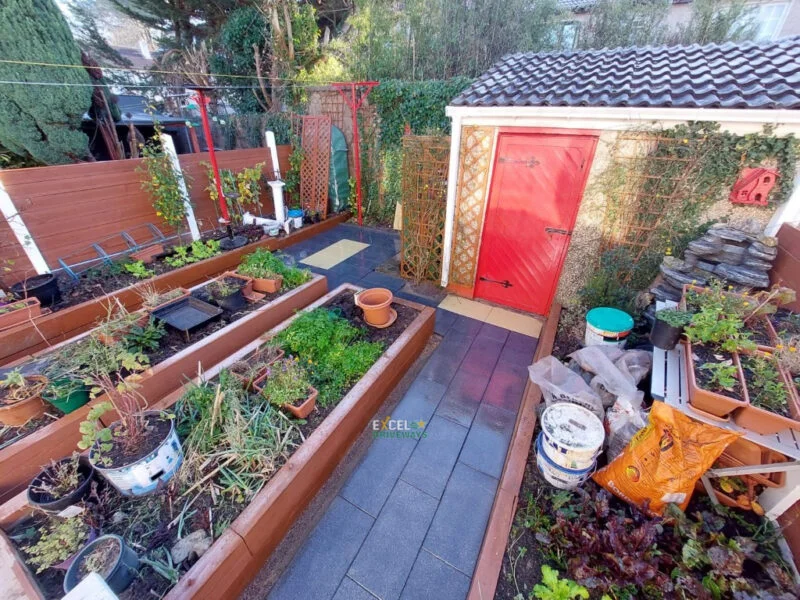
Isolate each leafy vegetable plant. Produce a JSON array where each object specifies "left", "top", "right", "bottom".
[
  {"left": 123, "top": 260, "right": 154, "bottom": 279},
  {"left": 655, "top": 308, "right": 693, "bottom": 327},
  {"left": 238, "top": 248, "right": 310, "bottom": 289},
  {"left": 699, "top": 360, "right": 738, "bottom": 392},
  {"left": 261, "top": 358, "right": 311, "bottom": 408},
  {"left": 532, "top": 565, "right": 589, "bottom": 600},
  {"left": 742, "top": 354, "right": 789, "bottom": 414}
]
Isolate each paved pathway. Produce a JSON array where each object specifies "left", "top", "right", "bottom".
[{"left": 269, "top": 224, "right": 537, "bottom": 600}]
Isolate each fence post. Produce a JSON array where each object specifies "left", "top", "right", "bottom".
[
  {"left": 441, "top": 113, "right": 462, "bottom": 288},
  {"left": 160, "top": 133, "right": 201, "bottom": 242},
  {"left": 0, "top": 181, "right": 49, "bottom": 275}
]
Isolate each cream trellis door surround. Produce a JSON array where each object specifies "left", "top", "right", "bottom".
[{"left": 449, "top": 126, "right": 495, "bottom": 288}]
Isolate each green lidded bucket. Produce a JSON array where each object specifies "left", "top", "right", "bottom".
[
  {"left": 43, "top": 379, "right": 91, "bottom": 414},
  {"left": 585, "top": 307, "right": 634, "bottom": 347}
]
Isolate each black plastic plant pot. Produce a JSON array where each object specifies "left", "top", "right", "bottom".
[
  {"left": 27, "top": 455, "right": 95, "bottom": 514},
  {"left": 216, "top": 290, "right": 247, "bottom": 312},
  {"left": 10, "top": 273, "right": 61, "bottom": 307},
  {"left": 650, "top": 319, "right": 684, "bottom": 351},
  {"left": 64, "top": 534, "right": 139, "bottom": 594}
]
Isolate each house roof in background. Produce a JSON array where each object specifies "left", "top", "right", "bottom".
[{"left": 450, "top": 37, "right": 800, "bottom": 110}]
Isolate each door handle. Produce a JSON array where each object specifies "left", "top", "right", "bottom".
[
  {"left": 479, "top": 276, "right": 513, "bottom": 288},
  {"left": 545, "top": 227, "right": 572, "bottom": 235}
]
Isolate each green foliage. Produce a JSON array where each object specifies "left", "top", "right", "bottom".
[
  {"left": 123, "top": 260, "right": 154, "bottom": 279},
  {"left": 124, "top": 319, "right": 166, "bottom": 354},
  {"left": 284, "top": 141, "right": 305, "bottom": 205},
  {"left": 699, "top": 361, "right": 738, "bottom": 392},
  {"left": 369, "top": 79, "right": 474, "bottom": 149},
  {"left": 139, "top": 128, "right": 190, "bottom": 234},
  {"left": 209, "top": 6, "right": 270, "bottom": 113},
  {"left": 672, "top": 0, "right": 757, "bottom": 45},
  {"left": 276, "top": 308, "right": 384, "bottom": 405},
  {"left": 164, "top": 240, "right": 221, "bottom": 268},
  {"left": 577, "top": 0, "right": 670, "bottom": 50},
  {"left": 238, "top": 248, "right": 310, "bottom": 289},
  {"left": 577, "top": 248, "right": 638, "bottom": 313},
  {"left": 77, "top": 401, "right": 114, "bottom": 454},
  {"left": 532, "top": 565, "right": 589, "bottom": 600},
  {"left": 684, "top": 282, "right": 756, "bottom": 353},
  {"left": 0, "top": 0, "right": 92, "bottom": 165},
  {"left": 261, "top": 358, "right": 311, "bottom": 408},
  {"left": 22, "top": 517, "right": 89, "bottom": 573},
  {"left": 656, "top": 308, "right": 694, "bottom": 328},
  {"left": 742, "top": 354, "right": 789, "bottom": 414}
]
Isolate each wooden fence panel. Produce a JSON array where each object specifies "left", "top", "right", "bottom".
[{"left": 0, "top": 147, "right": 289, "bottom": 284}]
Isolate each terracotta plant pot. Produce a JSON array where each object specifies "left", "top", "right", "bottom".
[
  {"left": 231, "top": 348, "right": 285, "bottom": 391},
  {"left": 283, "top": 386, "right": 318, "bottom": 419},
  {"left": 221, "top": 271, "right": 254, "bottom": 297},
  {"left": 131, "top": 243, "right": 165, "bottom": 265},
  {"left": 0, "top": 375, "right": 48, "bottom": 427},
  {"left": 733, "top": 352, "right": 800, "bottom": 434},
  {"left": 721, "top": 438, "right": 787, "bottom": 489},
  {"left": 144, "top": 288, "right": 191, "bottom": 313},
  {"left": 355, "top": 288, "right": 393, "bottom": 327},
  {"left": 250, "top": 275, "right": 283, "bottom": 294},
  {"left": 0, "top": 298, "right": 41, "bottom": 331},
  {"left": 684, "top": 341, "right": 749, "bottom": 418}
]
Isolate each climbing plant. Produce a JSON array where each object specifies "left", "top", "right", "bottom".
[
  {"left": 581, "top": 122, "right": 798, "bottom": 312},
  {"left": 139, "top": 126, "right": 191, "bottom": 235}
]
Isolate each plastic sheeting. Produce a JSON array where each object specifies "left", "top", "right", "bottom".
[{"left": 328, "top": 125, "right": 350, "bottom": 213}]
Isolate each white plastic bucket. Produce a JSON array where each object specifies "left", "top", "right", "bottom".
[
  {"left": 292, "top": 216, "right": 303, "bottom": 229},
  {"left": 536, "top": 433, "right": 594, "bottom": 490},
  {"left": 541, "top": 403, "right": 605, "bottom": 470},
  {"left": 92, "top": 413, "right": 183, "bottom": 497}
]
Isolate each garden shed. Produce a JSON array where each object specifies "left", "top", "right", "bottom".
[{"left": 442, "top": 37, "right": 800, "bottom": 317}]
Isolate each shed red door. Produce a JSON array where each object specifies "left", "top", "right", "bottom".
[{"left": 474, "top": 131, "right": 597, "bottom": 316}]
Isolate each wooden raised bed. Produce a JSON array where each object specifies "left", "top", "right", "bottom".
[
  {"left": 0, "top": 212, "right": 349, "bottom": 366},
  {"left": 0, "top": 275, "right": 328, "bottom": 503},
  {"left": 0, "top": 284, "right": 434, "bottom": 600}
]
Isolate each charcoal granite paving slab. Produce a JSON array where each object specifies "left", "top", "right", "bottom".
[
  {"left": 399, "top": 549, "right": 471, "bottom": 600},
  {"left": 481, "top": 360, "right": 530, "bottom": 413},
  {"left": 478, "top": 321, "right": 510, "bottom": 343},
  {"left": 269, "top": 497, "right": 374, "bottom": 600},
  {"left": 434, "top": 308, "right": 458, "bottom": 336},
  {"left": 458, "top": 403, "right": 517, "bottom": 479},
  {"left": 400, "top": 416, "right": 469, "bottom": 499},
  {"left": 357, "top": 271, "right": 406, "bottom": 292},
  {"left": 390, "top": 378, "right": 448, "bottom": 423},
  {"left": 459, "top": 334, "right": 505, "bottom": 379},
  {"left": 435, "top": 368, "right": 493, "bottom": 428},
  {"left": 422, "top": 462, "right": 498, "bottom": 576},
  {"left": 340, "top": 436, "right": 420, "bottom": 518},
  {"left": 333, "top": 578, "right": 379, "bottom": 600},
  {"left": 418, "top": 334, "right": 475, "bottom": 386},
  {"left": 348, "top": 481, "right": 439, "bottom": 600},
  {"left": 499, "top": 332, "right": 539, "bottom": 364}
]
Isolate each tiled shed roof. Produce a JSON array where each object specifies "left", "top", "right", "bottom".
[{"left": 450, "top": 37, "right": 800, "bottom": 110}]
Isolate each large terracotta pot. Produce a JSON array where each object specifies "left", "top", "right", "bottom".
[
  {"left": 0, "top": 375, "right": 48, "bottom": 427},
  {"left": 355, "top": 288, "right": 393, "bottom": 327}
]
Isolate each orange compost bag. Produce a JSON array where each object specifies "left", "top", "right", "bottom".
[{"left": 593, "top": 401, "right": 740, "bottom": 516}]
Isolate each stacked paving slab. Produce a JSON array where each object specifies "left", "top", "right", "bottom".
[{"left": 652, "top": 223, "right": 778, "bottom": 302}]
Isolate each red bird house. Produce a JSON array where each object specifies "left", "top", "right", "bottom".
[{"left": 730, "top": 167, "right": 778, "bottom": 206}]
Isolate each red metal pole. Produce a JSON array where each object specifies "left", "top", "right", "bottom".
[
  {"left": 350, "top": 85, "right": 363, "bottom": 226},
  {"left": 194, "top": 89, "right": 229, "bottom": 222}
]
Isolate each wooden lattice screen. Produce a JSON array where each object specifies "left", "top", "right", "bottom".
[
  {"left": 400, "top": 135, "right": 450, "bottom": 283},
  {"left": 600, "top": 132, "right": 722, "bottom": 275},
  {"left": 300, "top": 115, "right": 331, "bottom": 218}
]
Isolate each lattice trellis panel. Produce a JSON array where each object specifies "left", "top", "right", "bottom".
[
  {"left": 449, "top": 126, "right": 495, "bottom": 288},
  {"left": 300, "top": 115, "right": 332, "bottom": 218},
  {"left": 400, "top": 135, "right": 450, "bottom": 283}
]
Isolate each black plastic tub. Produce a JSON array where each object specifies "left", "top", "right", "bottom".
[
  {"left": 10, "top": 273, "right": 61, "bottom": 307},
  {"left": 27, "top": 455, "right": 95, "bottom": 513},
  {"left": 64, "top": 534, "right": 139, "bottom": 594},
  {"left": 152, "top": 296, "right": 223, "bottom": 339}
]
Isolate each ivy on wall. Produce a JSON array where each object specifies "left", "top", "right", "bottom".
[
  {"left": 579, "top": 121, "right": 799, "bottom": 313},
  {"left": 369, "top": 78, "right": 473, "bottom": 148}
]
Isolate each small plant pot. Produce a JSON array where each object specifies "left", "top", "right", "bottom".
[
  {"left": 42, "top": 379, "right": 91, "bottom": 414},
  {"left": 145, "top": 287, "right": 191, "bottom": 313},
  {"left": 355, "top": 288, "right": 394, "bottom": 327},
  {"left": 90, "top": 412, "right": 183, "bottom": 497},
  {"left": 231, "top": 348, "right": 285, "bottom": 390},
  {"left": 130, "top": 243, "right": 165, "bottom": 265},
  {"left": 216, "top": 291, "right": 248, "bottom": 312},
  {"left": 251, "top": 275, "right": 283, "bottom": 294},
  {"left": 649, "top": 319, "right": 684, "bottom": 351},
  {"left": 684, "top": 342, "right": 749, "bottom": 418},
  {"left": 283, "top": 386, "right": 318, "bottom": 419},
  {"left": 0, "top": 375, "right": 48, "bottom": 427},
  {"left": 733, "top": 354, "right": 800, "bottom": 434},
  {"left": 10, "top": 273, "right": 61, "bottom": 307},
  {"left": 27, "top": 455, "right": 95, "bottom": 513},
  {"left": 64, "top": 534, "right": 139, "bottom": 594},
  {"left": 0, "top": 297, "right": 41, "bottom": 331}
]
